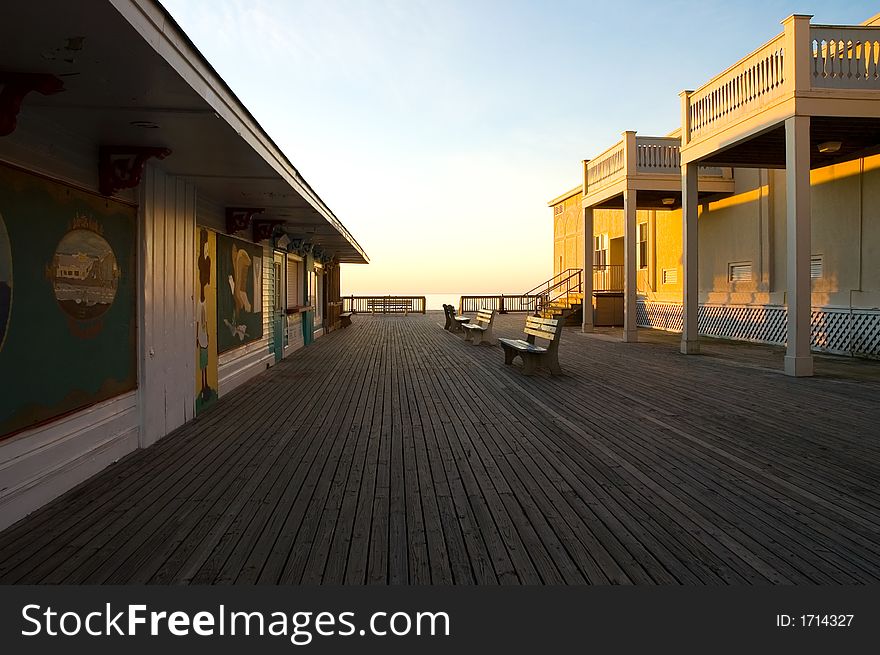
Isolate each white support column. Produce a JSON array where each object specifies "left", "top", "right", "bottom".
[
  {"left": 681, "top": 162, "right": 700, "bottom": 354},
  {"left": 582, "top": 206, "right": 594, "bottom": 332},
  {"left": 784, "top": 115, "right": 814, "bottom": 377},
  {"left": 623, "top": 188, "right": 638, "bottom": 342}
]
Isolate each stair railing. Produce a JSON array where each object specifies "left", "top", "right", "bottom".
[
  {"left": 536, "top": 269, "right": 583, "bottom": 314},
  {"left": 524, "top": 268, "right": 582, "bottom": 298}
]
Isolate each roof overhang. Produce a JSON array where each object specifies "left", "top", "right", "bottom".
[
  {"left": 695, "top": 116, "right": 880, "bottom": 170},
  {"left": 583, "top": 173, "right": 735, "bottom": 210},
  {"left": 0, "top": 0, "right": 368, "bottom": 263}
]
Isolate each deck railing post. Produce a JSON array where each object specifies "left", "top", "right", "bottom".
[{"left": 783, "top": 14, "right": 813, "bottom": 93}]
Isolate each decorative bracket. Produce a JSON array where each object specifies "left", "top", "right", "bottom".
[
  {"left": 98, "top": 146, "right": 171, "bottom": 196},
  {"left": 301, "top": 242, "right": 314, "bottom": 256},
  {"left": 0, "top": 72, "right": 65, "bottom": 136},
  {"left": 225, "top": 207, "right": 263, "bottom": 234},
  {"left": 289, "top": 237, "right": 304, "bottom": 254},
  {"left": 253, "top": 218, "right": 285, "bottom": 242}
]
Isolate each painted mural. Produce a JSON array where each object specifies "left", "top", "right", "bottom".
[
  {"left": 216, "top": 233, "right": 262, "bottom": 353},
  {"left": 51, "top": 227, "right": 119, "bottom": 320},
  {"left": 0, "top": 164, "right": 137, "bottom": 440},
  {"left": 195, "top": 227, "right": 218, "bottom": 414}
]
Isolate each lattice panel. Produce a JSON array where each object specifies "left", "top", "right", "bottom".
[
  {"left": 700, "top": 305, "right": 787, "bottom": 345},
  {"left": 813, "top": 309, "right": 880, "bottom": 357},
  {"left": 637, "top": 301, "right": 880, "bottom": 357},
  {"left": 636, "top": 301, "right": 682, "bottom": 332}
]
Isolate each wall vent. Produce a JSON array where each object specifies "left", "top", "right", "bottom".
[{"left": 728, "top": 262, "right": 752, "bottom": 283}]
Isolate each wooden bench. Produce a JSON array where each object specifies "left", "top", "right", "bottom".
[
  {"left": 339, "top": 312, "right": 353, "bottom": 328},
  {"left": 498, "top": 315, "right": 563, "bottom": 375},
  {"left": 443, "top": 304, "right": 470, "bottom": 332},
  {"left": 461, "top": 309, "right": 496, "bottom": 345},
  {"left": 367, "top": 298, "right": 412, "bottom": 314}
]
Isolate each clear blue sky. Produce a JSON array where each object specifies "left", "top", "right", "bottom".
[{"left": 161, "top": 0, "right": 878, "bottom": 294}]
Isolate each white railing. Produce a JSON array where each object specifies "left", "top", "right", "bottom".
[
  {"left": 810, "top": 26, "right": 880, "bottom": 88},
  {"left": 685, "top": 19, "right": 880, "bottom": 146},
  {"left": 635, "top": 137, "right": 680, "bottom": 173},
  {"left": 587, "top": 135, "right": 730, "bottom": 190},
  {"left": 688, "top": 33, "right": 787, "bottom": 141},
  {"left": 586, "top": 142, "right": 625, "bottom": 188}
]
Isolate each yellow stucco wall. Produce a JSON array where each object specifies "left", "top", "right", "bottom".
[
  {"left": 651, "top": 209, "right": 683, "bottom": 301},
  {"left": 698, "top": 155, "right": 880, "bottom": 309},
  {"left": 551, "top": 153, "right": 880, "bottom": 311},
  {"left": 552, "top": 189, "right": 584, "bottom": 274}
]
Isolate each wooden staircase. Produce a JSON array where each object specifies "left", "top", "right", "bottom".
[
  {"left": 526, "top": 269, "right": 583, "bottom": 326},
  {"left": 540, "top": 295, "right": 582, "bottom": 326}
]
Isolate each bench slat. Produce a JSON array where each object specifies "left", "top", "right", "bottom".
[
  {"left": 523, "top": 327, "right": 556, "bottom": 340},
  {"left": 526, "top": 316, "right": 558, "bottom": 328}
]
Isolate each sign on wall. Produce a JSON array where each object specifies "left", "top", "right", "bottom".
[
  {"left": 216, "top": 233, "right": 262, "bottom": 353},
  {"left": 195, "top": 227, "right": 218, "bottom": 414},
  {"left": 0, "top": 164, "right": 137, "bottom": 440}
]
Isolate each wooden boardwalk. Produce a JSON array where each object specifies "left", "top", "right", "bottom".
[{"left": 2, "top": 312, "right": 879, "bottom": 584}]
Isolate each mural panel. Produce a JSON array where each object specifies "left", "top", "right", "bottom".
[
  {"left": 0, "top": 164, "right": 137, "bottom": 440},
  {"left": 195, "top": 227, "right": 218, "bottom": 414},
  {"left": 216, "top": 233, "right": 263, "bottom": 353}
]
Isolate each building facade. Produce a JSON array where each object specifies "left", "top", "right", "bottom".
[
  {"left": 551, "top": 13, "right": 880, "bottom": 364},
  {"left": 0, "top": 0, "right": 368, "bottom": 530},
  {"left": 551, "top": 156, "right": 880, "bottom": 357}
]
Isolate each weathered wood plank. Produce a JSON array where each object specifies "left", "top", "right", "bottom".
[{"left": 3, "top": 312, "right": 880, "bottom": 585}]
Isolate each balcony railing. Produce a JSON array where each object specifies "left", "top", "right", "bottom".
[
  {"left": 586, "top": 141, "right": 626, "bottom": 189},
  {"left": 635, "top": 137, "right": 681, "bottom": 173},
  {"left": 687, "top": 33, "right": 787, "bottom": 142},
  {"left": 585, "top": 135, "right": 730, "bottom": 196},
  {"left": 683, "top": 17, "right": 880, "bottom": 145},
  {"left": 811, "top": 26, "right": 880, "bottom": 89},
  {"left": 593, "top": 264, "right": 624, "bottom": 292}
]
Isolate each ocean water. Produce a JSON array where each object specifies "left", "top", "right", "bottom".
[
  {"left": 343, "top": 293, "right": 514, "bottom": 311},
  {"left": 423, "top": 293, "right": 462, "bottom": 310}
]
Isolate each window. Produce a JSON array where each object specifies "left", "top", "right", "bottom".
[
  {"left": 593, "top": 234, "right": 608, "bottom": 267},
  {"left": 637, "top": 223, "right": 648, "bottom": 269},
  {"left": 662, "top": 268, "right": 678, "bottom": 285},
  {"left": 729, "top": 262, "right": 752, "bottom": 283},
  {"left": 286, "top": 254, "right": 303, "bottom": 308},
  {"left": 811, "top": 255, "right": 823, "bottom": 279}
]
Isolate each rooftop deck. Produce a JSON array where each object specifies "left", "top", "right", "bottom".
[
  {"left": 582, "top": 132, "right": 733, "bottom": 209},
  {"left": 1, "top": 312, "right": 879, "bottom": 584}
]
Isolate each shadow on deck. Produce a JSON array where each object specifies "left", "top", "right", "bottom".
[{"left": 1, "top": 311, "right": 879, "bottom": 584}]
